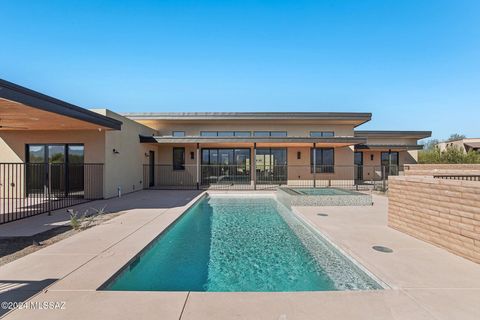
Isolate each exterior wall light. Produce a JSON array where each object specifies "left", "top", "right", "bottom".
[
  {"left": 113, "top": 149, "right": 119, "bottom": 154},
  {"left": 370, "top": 154, "right": 374, "bottom": 161},
  {"left": 297, "top": 151, "right": 301, "bottom": 160},
  {"left": 190, "top": 152, "right": 195, "bottom": 160}
]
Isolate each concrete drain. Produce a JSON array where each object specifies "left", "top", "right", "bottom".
[
  {"left": 372, "top": 245, "right": 393, "bottom": 253},
  {"left": 317, "top": 213, "right": 329, "bottom": 217}
]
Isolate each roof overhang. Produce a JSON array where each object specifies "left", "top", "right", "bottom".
[
  {"left": 0, "top": 79, "right": 122, "bottom": 130},
  {"left": 464, "top": 142, "right": 480, "bottom": 149},
  {"left": 354, "top": 130, "right": 432, "bottom": 139},
  {"left": 140, "top": 135, "right": 367, "bottom": 147},
  {"left": 126, "top": 112, "right": 372, "bottom": 127},
  {"left": 355, "top": 144, "right": 424, "bottom": 151}
]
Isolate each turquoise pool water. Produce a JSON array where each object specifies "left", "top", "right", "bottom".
[
  {"left": 105, "top": 195, "right": 380, "bottom": 292},
  {"left": 291, "top": 188, "right": 358, "bottom": 196}
]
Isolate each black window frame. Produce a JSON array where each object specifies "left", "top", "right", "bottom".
[
  {"left": 253, "top": 131, "right": 288, "bottom": 137},
  {"left": 201, "top": 148, "right": 251, "bottom": 167},
  {"left": 172, "top": 131, "right": 185, "bottom": 137},
  {"left": 310, "top": 131, "right": 335, "bottom": 137},
  {"left": 26, "top": 143, "right": 84, "bottom": 164},
  {"left": 234, "top": 131, "right": 251, "bottom": 136},
  {"left": 200, "top": 131, "right": 218, "bottom": 137},
  {"left": 310, "top": 148, "right": 335, "bottom": 173},
  {"left": 173, "top": 147, "right": 185, "bottom": 171}
]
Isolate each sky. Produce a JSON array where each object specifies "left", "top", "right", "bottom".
[{"left": 1, "top": 0, "right": 479, "bottom": 141}]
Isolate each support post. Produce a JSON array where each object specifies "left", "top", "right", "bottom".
[
  {"left": 253, "top": 143, "right": 257, "bottom": 190},
  {"left": 313, "top": 143, "right": 316, "bottom": 188},
  {"left": 47, "top": 163, "right": 52, "bottom": 215},
  {"left": 196, "top": 143, "right": 200, "bottom": 190}
]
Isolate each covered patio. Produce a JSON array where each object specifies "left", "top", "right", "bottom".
[
  {"left": 0, "top": 79, "right": 121, "bottom": 224},
  {"left": 139, "top": 135, "right": 378, "bottom": 190}
]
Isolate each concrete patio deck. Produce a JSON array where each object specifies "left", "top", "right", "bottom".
[{"left": 0, "top": 190, "right": 479, "bottom": 319}]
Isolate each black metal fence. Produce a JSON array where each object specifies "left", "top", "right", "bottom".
[
  {"left": 143, "top": 164, "right": 403, "bottom": 191},
  {"left": 0, "top": 163, "right": 104, "bottom": 224},
  {"left": 433, "top": 174, "right": 480, "bottom": 181}
]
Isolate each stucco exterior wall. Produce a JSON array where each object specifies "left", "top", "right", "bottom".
[
  {"left": 134, "top": 120, "right": 356, "bottom": 137},
  {"left": 0, "top": 130, "right": 106, "bottom": 163},
  {"left": 389, "top": 176, "right": 480, "bottom": 264},
  {"left": 93, "top": 110, "right": 158, "bottom": 198}
]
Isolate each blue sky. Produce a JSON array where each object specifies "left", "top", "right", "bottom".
[{"left": 1, "top": 0, "right": 479, "bottom": 140}]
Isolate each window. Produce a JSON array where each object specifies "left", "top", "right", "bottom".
[
  {"left": 25, "top": 144, "right": 85, "bottom": 195},
  {"left": 381, "top": 152, "right": 399, "bottom": 176},
  {"left": 68, "top": 145, "right": 85, "bottom": 163},
  {"left": 310, "top": 131, "right": 334, "bottom": 137},
  {"left": 310, "top": 148, "right": 334, "bottom": 173},
  {"left": 234, "top": 131, "right": 251, "bottom": 136},
  {"left": 173, "top": 148, "right": 185, "bottom": 170},
  {"left": 253, "top": 131, "right": 287, "bottom": 137},
  {"left": 172, "top": 131, "right": 185, "bottom": 137},
  {"left": 201, "top": 148, "right": 251, "bottom": 167},
  {"left": 200, "top": 131, "right": 251, "bottom": 137},
  {"left": 26, "top": 144, "right": 84, "bottom": 164},
  {"left": 200, "top": 131, "right": 217, "bottom": 136},
  {"left": 217, "top": 131, "right": 234, "bottom": 136}
]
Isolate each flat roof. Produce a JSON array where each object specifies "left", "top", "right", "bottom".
[
  {"left": 125, "top": 112, "right": 372, "bottom": 126},
  {"left": 140, "top": 135, "right": 367, "bottom": 145},
  {"left": 355, "top": 130, "right": 432, "bottom": 139},
  {"left": 0, "top": 79, "right": 122, "bottom": 130}
]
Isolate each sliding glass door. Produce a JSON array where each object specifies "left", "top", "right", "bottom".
[
  {"left": 26, "top": 144, "right": 84, "bottom": 196},
  {"left": 201, "top": 148, "right": 251, "bottom": 185},
  {"left": 381, "top": 151, "right": 399, "bottom": 177},
  {"left": 256, "top": 148, "right": 287, "bottom": 185}
]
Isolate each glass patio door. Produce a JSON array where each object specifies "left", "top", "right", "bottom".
[
  {"left": 201, "top": 148, "right": 251, "bottom": 185},
  {"left": 26, "top": 144, "right": 84, "bottom": 196},
  {"left": 381, "top": 151, "right": 399, "bottom": 177},
  {"left": 255, "top": 148, "right": 287, "bottom": 185},
  {"left": 354, "top": 151, "right": 363, "bottom": 181}
]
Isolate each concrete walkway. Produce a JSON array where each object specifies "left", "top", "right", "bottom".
[{"left": 0, "top": 191, "right": 479, "bottom": 319}]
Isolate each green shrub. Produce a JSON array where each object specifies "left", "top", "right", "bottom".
[{"left": 419, "top": 146, "right": 480, "bottom": 164}]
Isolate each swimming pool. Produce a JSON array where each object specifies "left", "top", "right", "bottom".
[
  {"left": 277, "top": 187, "right": 372, "bottom": 207},
  {"left": 103, "top": 195, "right": 381, "bottom": 292}
]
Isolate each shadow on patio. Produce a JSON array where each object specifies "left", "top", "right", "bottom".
[{"left": 0, "top": 190, "right": 204, "bottom": 238}]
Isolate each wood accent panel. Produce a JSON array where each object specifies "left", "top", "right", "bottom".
[{"left": 0, "top": 99, "right": 111, "bottom": 131}]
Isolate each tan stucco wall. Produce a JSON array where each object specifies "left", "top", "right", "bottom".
[
  {"left": 0, "top": 130, "right": 106, "bottom": 163},
  {"left": 134, "top": 120, "right": 356, "bottom": 137},
  {"left": 92, "top": 110, "right": 158, "bottom": 198}
]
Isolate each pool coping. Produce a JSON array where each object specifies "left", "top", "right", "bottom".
[{"left": 289, "top": 206, "right": 390, "bottom": 290}]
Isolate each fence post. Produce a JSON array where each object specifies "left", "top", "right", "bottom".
[
  {"left": 382, "top": 165, "right": 386, "bottom": 192},
  {"left": 47, "top": 162, "right": 52, "bottom": 215},
  {"left": 253, "top": 143, "right": 257, "bottom": 190},
  {"left": 313, "top": 143, "right": 316, "bottom": 188},
  {"left": 196, "top": 143, "right": 200, "bottom": 190}
]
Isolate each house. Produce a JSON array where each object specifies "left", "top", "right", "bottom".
[
  {"left": 0, "top": 79, "right": 430, "bottom": 223},
  {"left": 437, "top": 138, "right": 480, "bottom": 153}
]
